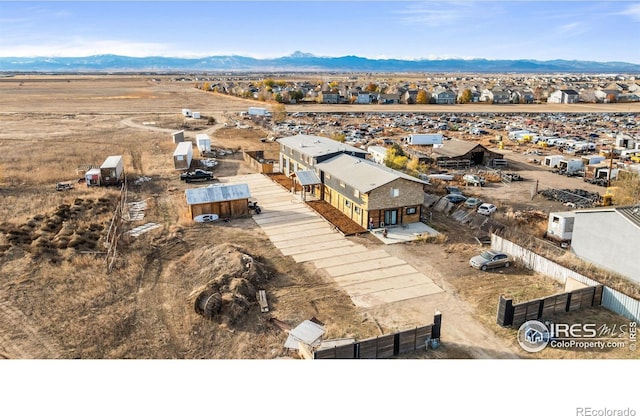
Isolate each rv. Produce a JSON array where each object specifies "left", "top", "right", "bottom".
[
  {"left": 99, "top": 155, "right": 124, "bottom": 186},
  {"left": 406, "top": 134, "right": 443, "bottom": 145}
]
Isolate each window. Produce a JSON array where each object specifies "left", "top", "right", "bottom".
[
  {"left": 354, "top": 189, "right": 360, "bottom": 198},
  {"left": 345, "top": 200, "right": 351, "bottom": 207},
  {"left": 406, "top": 207, "right": 417, "bottom": 215},
  {"left": 390, "top": 188, "right": 399, "bottom": 197},
  {"left": 354, "top": 206, "right": 360, "bottom": 214}
]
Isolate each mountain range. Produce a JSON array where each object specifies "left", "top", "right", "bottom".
[{"left": 1, "top": 52, "right": 640, "bottom": 73}]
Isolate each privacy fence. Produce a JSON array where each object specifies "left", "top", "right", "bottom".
[
  {"left": 492, "top": 234, "right": 640, "bottom": 323},
  {"left": 314, "top": 313, "right": 441, "bottom": 359},
  {"left": 497, "top": 285, "right": 603, "bottom": 327}
]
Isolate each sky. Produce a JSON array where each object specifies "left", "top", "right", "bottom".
[{"left": 1, "top": 1, "right": 640, "bottom": 63}]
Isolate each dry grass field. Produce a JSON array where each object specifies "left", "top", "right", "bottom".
[{"left": 0, "top": 75, "right": 637, "bottom": 359}]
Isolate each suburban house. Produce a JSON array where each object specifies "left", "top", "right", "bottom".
[
  {"left": 356, "top": 91, "right": 373, "bottom": 104},
  {"left": 316, "top": 154, "right": 427, "bottom": 228},
  {"left": 320, "top": 90, "right": 340, "bottom": 104},
  {"left": 184, "top": 183, "right": 251, "bottom": 219},
  {"left": 568, "top": 206, "right": 640, "bottom": 284},
  {"left": 548, "top": 89, "right": 580, "bottom": 104},
  {"left": 429, "top": 139, "right": 504, "bottom": 167},
  {"left": 401, "top": 89, "right": 420, "bottom": 104},
  {"left": 378, "top": 93, "right": 401, "bottom": 104},
  {"left": 431, "top": 87, "right": 457, "bottom": 104},
  {"left": 511, "top": 89, "right": 535, "bottom": 104}
]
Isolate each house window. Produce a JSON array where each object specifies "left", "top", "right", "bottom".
[
  {"left": 354, "top": 206, "right": 360, "bottom": 214},
  {"left": 340, "top": 181, "right": 346, "bottom": 188},
  {"left": 390, "top": 188, "right": 399, "bottom": 197},
  {"left": 354, "top": 189, "right": 360, "bottom": 198},
  {"left": 345, "top": 200, "right": 351, "bottom": 207},
  {"left": 406, "top": 207, "right": 417, "bottom": 215}
]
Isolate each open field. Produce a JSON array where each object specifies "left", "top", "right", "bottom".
[{"left": 0, "top": 75, "right": 637, "bottom": 359}]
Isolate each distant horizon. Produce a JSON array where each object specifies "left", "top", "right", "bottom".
[{"left": 1, "top": 1, "right": 640, "bottom": 63}]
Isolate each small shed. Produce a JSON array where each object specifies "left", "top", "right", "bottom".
[
  {"left": 196, "top": 134, "right": 211, "bottom": 154},
  {"left": 173, "top": 141, "right": 193, "bottom": 170},
  {"left": 172, "top": 130, "right": 185, "bottom": 144},
  {"left": 185, "top": 183, "right": 251, "bottom": 219},
  {"left": 546, "top": 211, "right": 575, "bottom": 243}
]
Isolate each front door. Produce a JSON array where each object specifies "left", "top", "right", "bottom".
[{"left": 384, "top": 210, "right": 398, "bottom": 226}]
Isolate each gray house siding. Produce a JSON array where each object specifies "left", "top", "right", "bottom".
[{"left": 571, "top": 211, "right": 640, "bottom": 283}]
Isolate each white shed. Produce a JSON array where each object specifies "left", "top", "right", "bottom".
[
  {"left": 173, "top": 141, "right": 193, "bottom": 170},
  {"left": 546, "top": 211, "right": 575, "bottom": 243},
  {"left": 196, "top": 134, "right": 211, "bottom": 153}
]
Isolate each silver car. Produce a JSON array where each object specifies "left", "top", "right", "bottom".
[{"left": 469, "top": 250, "right": 511, "bottom": 271}]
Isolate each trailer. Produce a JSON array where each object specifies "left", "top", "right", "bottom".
[
  {"left": 581, "top": 155, "right": 606, "bottom": 166},
  {"left": 173, "top": 141, "right": 193, "bottom": 170},
  {"left": 248, "top": 107, "right": 269, "bottom": 116},
  {"left": 85, "top": 168, "right": 101, "bottom": 186},
  {"left": 558, "top": 158, "right": 584, "bottom": 174},
  {"left": 406, "top": 133, "right": 443, "bottom": 145},
  {"left": 172, "top": 130, "right": 184, "bottom": 144},
  {"left": 543, "top": 155, "right": 564, "bottom": 168},
  {"left": 546, "top": 211, "right": 575, "bottom": 244},
  {"left": 99, "top": 155, "right": 124, "bottom": 186},
  {"left": 196, "top": 134, "right": 211, "bottom": 154}
]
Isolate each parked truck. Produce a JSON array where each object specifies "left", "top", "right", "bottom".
[{"left": 99, "top": 155, "right": 124, "bottom": 186}]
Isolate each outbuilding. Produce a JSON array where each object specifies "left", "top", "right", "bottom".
[
  {"left": 173, "top": 141, "right": 193, "bottom": 170},
  {"left": 172, "top": 130, "right": 185, "bottom": 144},
  {"left": 99, "top": 155, "right": 124, "bottom": 186},
  {"left": 185, "top": 183, "right": 251, "bottom": 219},
  {"left": 85, "top": 168, "right": 101, "bottom": 186},
  {"left": 429, "top": 139, "right": 502, "bottom": 167}
]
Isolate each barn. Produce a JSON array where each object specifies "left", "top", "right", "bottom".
[
  {"left": 430, "top": 139, "right": 503, "bottom": 167},
  {"left": 185, "top": 183, "right": 251, "bottom": 219}
]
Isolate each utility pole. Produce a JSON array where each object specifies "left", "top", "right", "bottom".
[{"left": 607, "top": 145, "right": 614, "bottom": 188}]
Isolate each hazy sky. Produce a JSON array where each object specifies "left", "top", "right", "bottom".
[{"left": 1, "top": 1, "right": 640, "bottom": 62}]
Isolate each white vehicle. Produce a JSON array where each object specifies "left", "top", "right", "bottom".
[
  {"left": 477, "top": 203, "right": 497, "bottom": 216},
  {"left": 462, "top": 174, "right": 485, "bottom": 187}
]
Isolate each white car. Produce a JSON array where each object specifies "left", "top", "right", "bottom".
[
  {"left": 194, "top": 214, "right": 219, "bottom": 223},
  {"left": 477, "top": 203, "right": 497, "bottom": 215}
]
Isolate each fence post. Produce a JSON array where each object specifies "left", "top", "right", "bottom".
[
  {"left": 497, "top": 296, "right": 514, "bottom": 327},
  {"left": 432, "top": 311, "right": 442, "bottom": 340}
]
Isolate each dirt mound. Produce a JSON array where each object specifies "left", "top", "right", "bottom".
[{"left": 186, "top": 243, "right": 272, "bottom": 326}]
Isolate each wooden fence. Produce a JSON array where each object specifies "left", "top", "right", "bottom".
[
  {"left": 314, "top": 313, "right": 441, "bottom": 359},
  {"left": 497, "top": 285, "right": 603, "bottom": 327},
  {"left": 243, "top": 150, "right": 275, "bottom": 174}
]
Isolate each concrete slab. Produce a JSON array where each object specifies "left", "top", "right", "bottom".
[
  {"left": 351, "top": 283, "right": 443, "bottom": 308},
  {"left": 280, "top": 239, "right": 355, "bottom": 256},
  {"left": 253, "top": 212, "right": 319, "bottom": 226},
  {"left": 257, "top": 206, "right": 314, "bottom": 219},
  {"left": 341, "top": 273, "right": 432, "bottom": 295},
  {"left": 312, "top": 249, "right": 390, "bottom": 269},
  {"left": 272, "top": 233, "right": 344, "bottom": 249},
  {"left": 262, "top": 220, "right": 329, "bottom": 235},
  {"left": 332, "top": 264, "right": 419, "bottom": 285},
  {"left": 291, "top": 245, "right": 369, "bottom": 263},
  {"left": 269, "top": 227, "right": 338, "bottom": 243},
  {"left": 324, "top": 257, "right": 407, "bottom": 277}
]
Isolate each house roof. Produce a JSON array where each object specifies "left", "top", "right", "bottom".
[
  {"left": 561, "top": 89, "right": 580, "bottom": 95},
  {"left": 185, "top": 183, "right": 251, "bottom": 205},
  {"left": 430, "top": 139, "right": 490, "bottom": 158},
  {"left": 318, "top": 153, "right": 427, "bottom": 193},
  {"left": 572, "top": 205, "right": 640, "bottom": 229},
  {"left": 293, "top": 170, "right": 321, "bottom": 186},
  {"left": 366, "top": 145, "right": 387, "bottom": 155},
  {"left": 277, "top": 135, "right": 365, "bottom": 159}
]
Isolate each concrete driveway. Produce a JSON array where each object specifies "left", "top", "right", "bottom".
[{"left": 221, "top": 173, "right": 443, "bottom": 308}]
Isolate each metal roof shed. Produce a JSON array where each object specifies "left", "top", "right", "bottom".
[{"left": 185, "top": 183, "right": 251, "bottom": 219}]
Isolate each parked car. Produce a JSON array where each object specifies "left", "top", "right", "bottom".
[
  {"left": 180, "top": 169, "right": 214, "bottom": 182},
  {"left": 464, "top": 197, "right": 483, "bottom": 208},
  {"left": 194, "top": 214, "right": 219, "bottom": 223},
  {"left": 469, "top": 249, "right": 512, "bottom": 271},
  {"left": 462, "top": 174, "right": 485, "bottom": 187},
  {"left": 56, "top": 182, "right": 74, "bottom": 191},
  {"left": 445, "top": 185, "right": 463, "bottom": 194},
  {"left": 477, "top": 203, "right": 497, "bottom": 215},
  {"left": 443, "top": 194, "right": 467, "bottom": 204}
]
